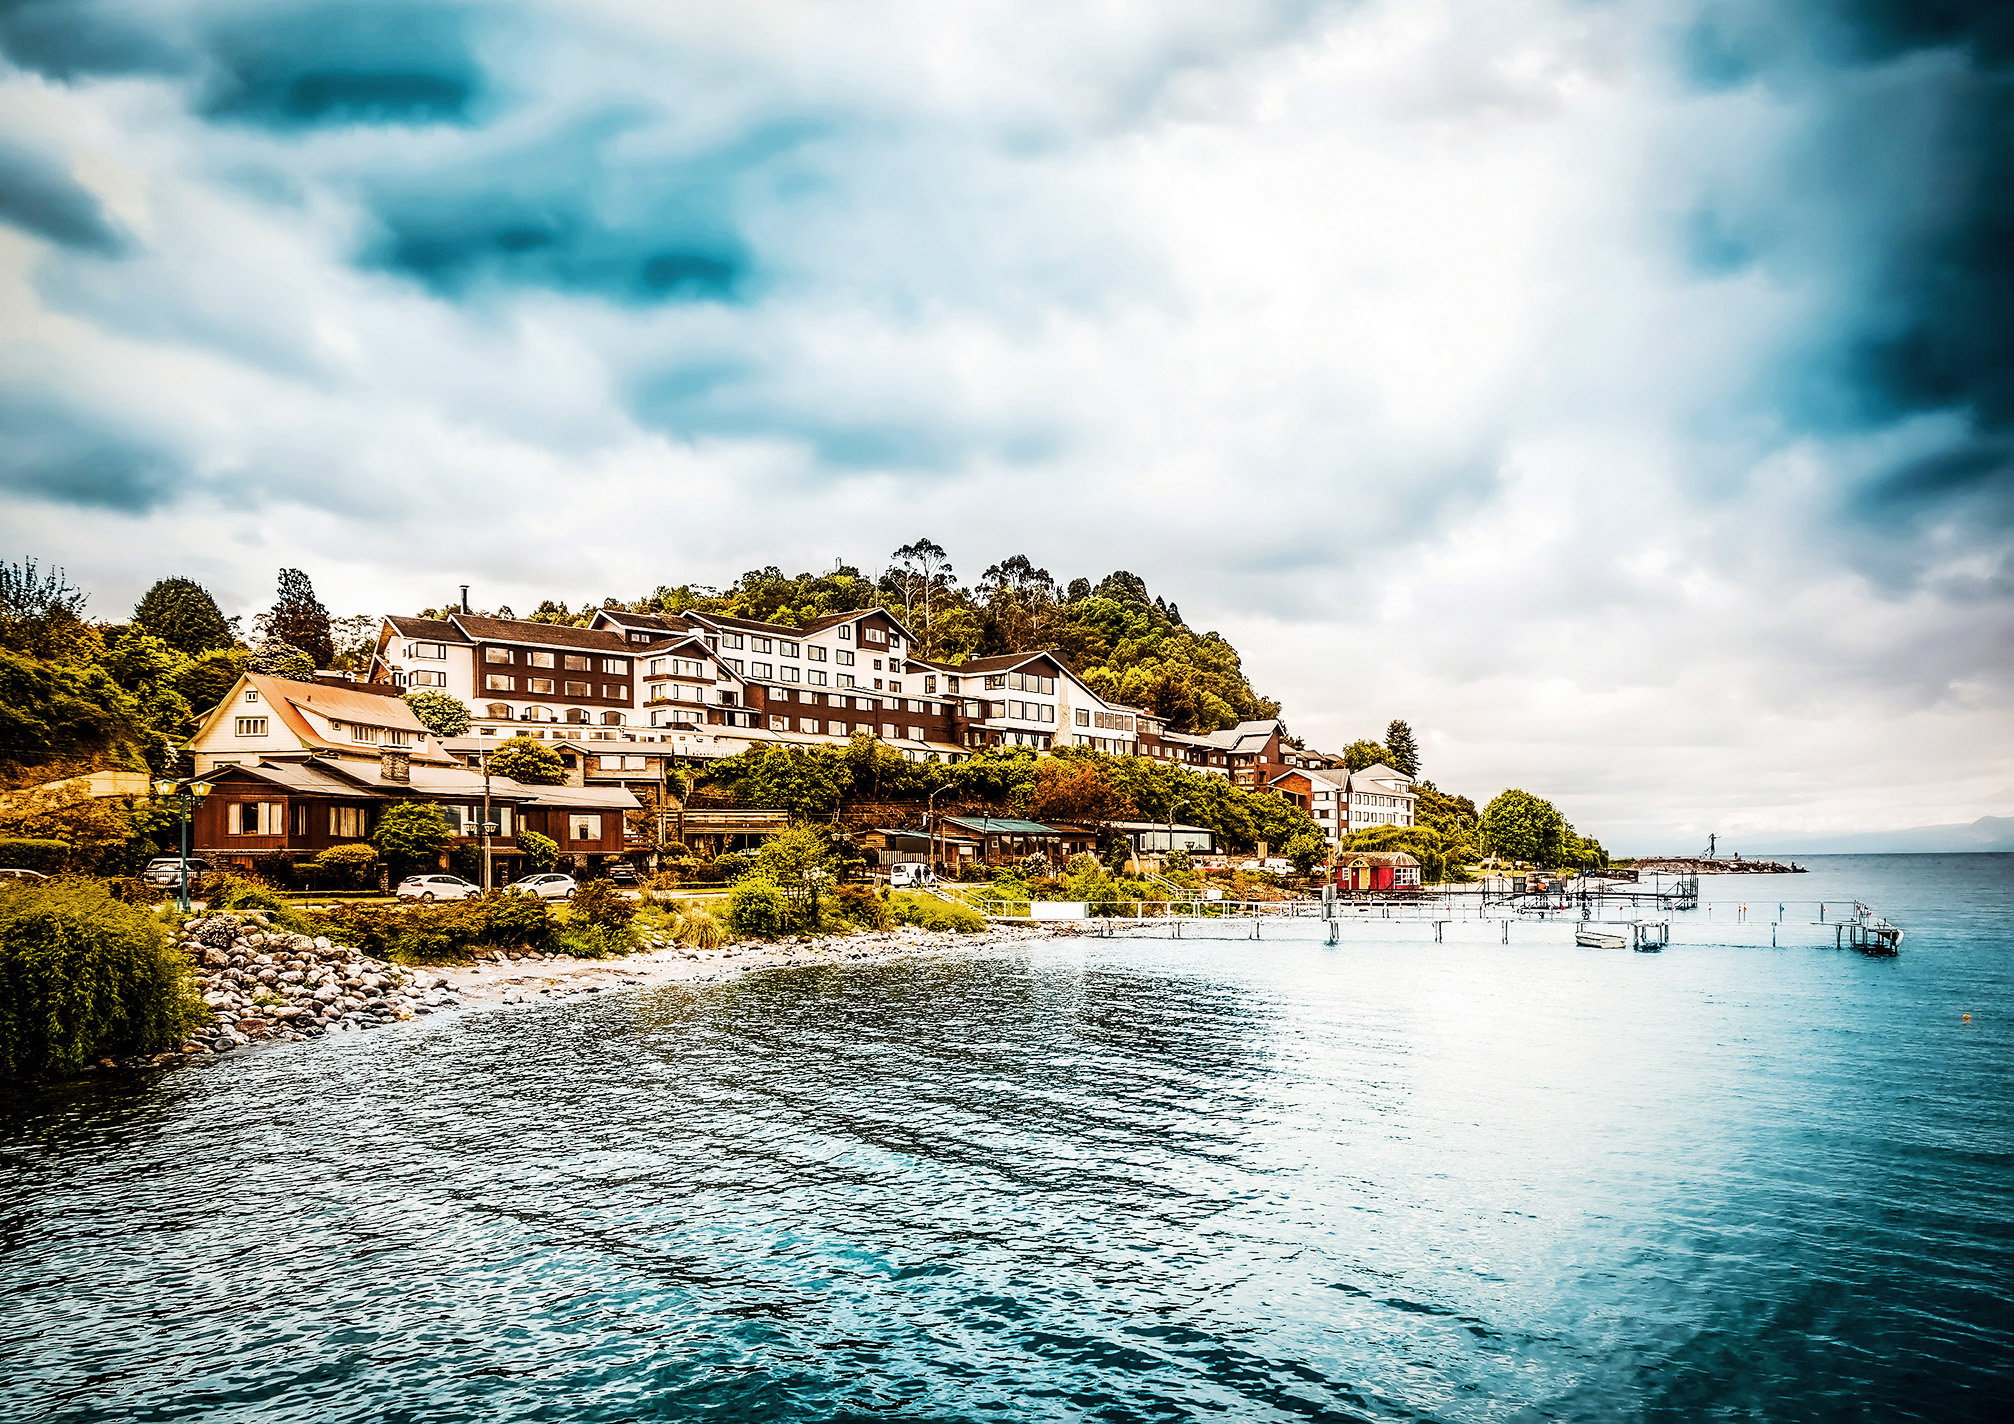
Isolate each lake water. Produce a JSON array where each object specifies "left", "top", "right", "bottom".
[{"left": 4, "top": 854, "right": 2010, "bottom": 1422}]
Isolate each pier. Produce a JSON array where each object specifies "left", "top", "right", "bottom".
[{"left": 972, "top": 883, "right": 1903, "bottom": 954}]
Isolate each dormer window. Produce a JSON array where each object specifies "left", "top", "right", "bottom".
[{"left": 244, "top": 689, "right": 260, "bottom": 702}]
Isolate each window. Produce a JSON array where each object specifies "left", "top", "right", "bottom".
[
  {"left": 329, "top": 805, "right": 368, "bottom": 838},
  {"left": 808, "top": 646, "right": 827, "bottom": 662},
  {"left": 881, "top": 723, "right": 897, "bottom": 739},
  {"left": 228, "top": 801, "right": 283, "bottom": 836},
  {"left": 923, "top": 676, "right": 938, "bottom": 695},
  {"left": 604, "top": 684, "right": 627, "bottom": 701},
  {"left": 799, "top": 718, "right": 817, "bottom": 733},
  {"left": 529, "top": 651, "right": 556, "bottom": 668},
  {"left": 985, "top": 675, "right": 1005, "bottom": 689},
  {"left": 528, "top": 677, "right": 555, "bottom": 694},
  {"left": 888, "top": 681, "right": 901, "bottom": 694},
  {"left": 871, "top": 659, "right": 882, "bottom": 672},
  {"left": 782, "top": 665, "right": 801, "bottom": 683},
  {"left": 838, "top": 625, "right": 852, "bottom": 640},
  {"left": 780, "top": 641, "right": 800, "bottom": 658},
  {"left": 406, "top": 668, "right": 447, "bottom": 687},
  {"left": 484, "top": 647, "right": 512, "bottom": 663},
  {"left": 752, "top": 662, "right": 773, "bottom": 679},
  {"left": 723, "top": 633, "right": 744, "bottom": 649},
  {"left": 386, "top": 730, "right": 412, "bottom": 747},
  {"left": 568, "top": 708, "right": 590, "bottom": 724},
  {"left": 1076, "top": 708, "right": 1090, "bottom": 727},
  {"left": 564, "top": 654, "right": 591, "bottom": 671},
  {"left": 564, "top": 681, "right": 591, "bottom": 697},
  {"left": 910, "top": 726, "right": 925, "bottom": 741},
  {"left": 601, "top": 711, "right": 624, "bottom": 725},
  {"left": 810, "top": 669, "right": 828, "bottom": 686},
  {"left": 235, "top": 717, "right": 267, "bottom": 736},
  {"left": 568, "top": 814, "right": 602, "bottom": 842},
  {"left": 484, "top": 702, "right": 511, "bottom": 718},
  {"left": 244, "top": 689, "right": 261, "bottom": 702},
  {"left": 486, "top": 674, "right": 516, "bottom": 692},
  {"left": 838, "top": 674, "right": 855, "bottom": 689},
  {"left": 407, "top": 642, "right": 446, "bottom": 660},
  {"left": 836, "top": 650, "right": 855, "bottom": 666},
  {"left": 350, "top": 724, "right": 380, "bottom": 744},
  {"left": 852, "top": 722, "right": 871, "bottom": 736},
  {"left": 752, "top": 637, "right": 772, "bottom": 653},
  {"left": 889, "top": 636, "right": 903, "bottom": 652},
  {"left": 602, "top": 658, "right": 626, "bottom": 674},
  {"left": 725, "top": 659, "right": 744, "bottom": 675},
  {"left": 769, "top": 715, "right": 789, "bottom": 731},
  {"left": 827, "top": 720, "right": 846, "bottom": 736}
]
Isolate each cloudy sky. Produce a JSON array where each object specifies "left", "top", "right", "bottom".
[{"left": 2, "top": 0, "right": 2009, "bottom": 850}]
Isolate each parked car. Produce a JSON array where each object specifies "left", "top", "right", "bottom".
[
  {"left": 509, "top": 873, "right": 578, "bottom": 901},
  {"left": 1238, "top": 858, "right": 1295, "bottom": 876},
  {"left": 396, "top": 874, "right": 482, "bottom": 902},
  {"left": 142, "top": 856, "right": 213, "bottom": 887},
  {"left": 889, "top": 862, "right": 938, "bottom": 889},
  {"left": 602, "top": 865, "right": 641, "bottom": 886},
  {"left": 0, "top": 867, "right": 49, "bottom": 883}
]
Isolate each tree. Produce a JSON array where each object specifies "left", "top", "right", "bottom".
[
  {"left": 248, "top": 638, "right": 313, "bottom": 681},
  {"left": 888, "top": 538, "right": 954, "bottom": 655},
  {"left": 265, "top": 568, "right": 333, "bottom": 668},
  {"left": 404, "top": 691, "right": 472, "bottom": 738},
  {"left": 1026, "top": 758, "right": 1135, "bottom": 824},
  {"left": 1383, "top": 719, "right": 1419, "bottom": 778},
  {"left": 486, "top": 735, "right": 566, "bottom": 785},
  {"left": 1342, "top": 740, "right": 1391, "bottom": 771},
  {"left": 1282, "top": 830, "right": 1328, "bottom": 874},
  {"left": 131, "top": 578, "right": 236, "bottom": 654},
  {"left": 751, "top": 825, "right": 835, "bottom": 931},
  {"left": 0, "top": 558, "right": 98, "bottom": 663},
  {"left": 1480, "top": 789, "right": 1568, "bottom": 866},
  {"left": 310, "top": 841, "right": 379, "bottom": 890},
  {"left": 175, "top": 648, "right": 248, "bottom": 715},
  {"left": 516, "top": 830, "right": 559, "bottom": 870},
  {"left": 371, "top": 801, "right": 453, "bottom": 874}
]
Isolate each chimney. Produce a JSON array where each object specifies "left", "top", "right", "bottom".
[
  {"left": 380, "top": 750, "right": 411, "bottom": 783},
  {"left": 460, "top": 585, "right": 471, "bottom": 613}
]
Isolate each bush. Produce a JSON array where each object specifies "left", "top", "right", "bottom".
[
  {"left": 0, "top": 838, "right": 72, "bottom": 873},
  {"left": 672, "top": 905, "right": 727, "bottom": 949},
  {"left": 196, "top": 873, "right": 285, "bottom": 914},
  {"left": 555, "top": 922, "right": 635, "bottom": 959},
  {"left": 0, "top": 879, "right": 206, "bottom": 1078},
  {"left": 569, "top": 878, "right": 636, "bottom": 932},
  {"left": 516, "top": 830, "right": 559, "bottom": 871},
  {"left": 304, "top": 901, "right": 478, "bottom": 963},
  {"left": 474, "top": 889, "right": 553, "bottom": 950},
  {"left": 725, "top": 878, "right": 791, "bottom": 938},
  {"left": 832, "top": 884, "right": 891, "bottom": 931},
  {"left": 310, "top": 841, "right": 379, "bottom": 890},
  {"left": 888, "top": 891, "right": 986, "bottom": 934}
]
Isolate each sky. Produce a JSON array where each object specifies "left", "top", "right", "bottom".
[{"left": 1, "top": 0, "right": 2010, "bottom": 852}]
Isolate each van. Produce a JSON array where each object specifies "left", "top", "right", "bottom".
[{"left": 889, "top": 862, "right": 937, "bottom": 889}]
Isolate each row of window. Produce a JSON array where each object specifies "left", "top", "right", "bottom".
[
  {"left": 480, "top": 703, "right": 627, "bottom": 726},
  {"left": 482, "top": 647, "right": 629, "bottom": 673},
  {"left": 484, "top": 675, "right": 629, "bottom": 699},
  {"left": 716, "top": 626, "right": 902, "bottom": 656},
  {"left": 993, "top": 700, "right": 1056, "bottom": 724},
  {"left": 220, "top": 799, "right": 606, "bottom": 842}
]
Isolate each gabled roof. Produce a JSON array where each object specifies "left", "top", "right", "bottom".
[
  {"left": 515, "top": 783, "right": 643, "bottom": 811},
  {"left": 954, "top": 650, "right": 1064, "bottom": 674},
  {"left": 449, "top": 614, "right": 633, "bottom": 653},
  {"left": 801, "top": 606, "right": 917, "bottom": 641},
  {"left": 1350, "top": 763, "right": 1415, "bottom": 790},
  {"left": 685, "top": 610, "right": 807, "bottom": 638},
  {"left": 194, "top": 673, "right": 457, "bottom": 765},
  {"left": 383, "top": 615, "right": 469, "bottom": 642}
]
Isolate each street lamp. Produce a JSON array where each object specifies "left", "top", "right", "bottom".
[
  {"left": 926, "top": 781, "right": 957, "bottom": 880},
  {"left": 152, "top": 777, "right": 214, "bottom": 913}
]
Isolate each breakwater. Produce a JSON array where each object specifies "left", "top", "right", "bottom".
[{"left": 1632, "top": 856, "right": 1805, "bottom": 874}]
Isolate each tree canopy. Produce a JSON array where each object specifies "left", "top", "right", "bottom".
[
  {"left": 264, "top": 568, "right": 333, "bottom": 669},
  {"left": 404, "top": 690, "right": 472, "bottom": 738},
  {"left": 1382, "top": 719, "right": 1419, "bottom": 778},
  {"left": 132, "top": 578, "right": 236, "bottom": 655},
  {"left": 486, "top": 735, "right": 566, "bottom": 785}
]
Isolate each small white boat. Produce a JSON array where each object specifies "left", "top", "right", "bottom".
[{"left": 1576, "top": 927, "right": 1630, "bottom": 949}]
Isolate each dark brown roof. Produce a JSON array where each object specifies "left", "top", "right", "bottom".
[
  {"left": 689, "top": 611, "right": 808, "bottom": 637},
  {"left": 801, "top": 607, "right": 918, "bottom": 639},
  {"left": 955, "top": 650, "right": 1066, "bottom": 674},
  {"left": 450, "top": 615, "right": 632, "bottom": 653},
  {"left": 384, "top": 615, "right": 469, "bottom": 642}
]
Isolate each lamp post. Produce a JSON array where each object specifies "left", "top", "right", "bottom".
[
  {"left": 152, "top": 777, "right": 214, "bottom": 913},
  {"left": 478, "top": 747, "right": 494, "bottom": 892},
  {"left": 926, "top": 781, "right": 957, "bottom": 880}
]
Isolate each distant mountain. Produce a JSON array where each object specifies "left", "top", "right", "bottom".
[{"left": 1752, "top": 816, "right": 2014, "bottom": 855}]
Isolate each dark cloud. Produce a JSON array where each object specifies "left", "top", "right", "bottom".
[
  {"left": 0, "top": 143, "right": 126, "bottom": 253},
  {"left": 196, "top": 1, "right": 483, "bottom": 130},
  {"left": 0, "top": 390, "right": 184, "bottom": 511},
  {"left": 355, "top": 114, "right": 787, "bottom": 304},
  {"left": 0, "top": 0, "right": 191, "bottom": 80}
]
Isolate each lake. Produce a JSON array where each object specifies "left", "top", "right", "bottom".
[{"left": 4, "top": 854, "right": 2009, "bottom": 1422}]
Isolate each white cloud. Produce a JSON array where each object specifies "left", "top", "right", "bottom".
[{"left": 1, "top": 0, "right": 2008, "bottom": 847}]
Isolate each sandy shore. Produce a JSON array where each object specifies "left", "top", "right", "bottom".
[{"left": 433, "top": 923, "right": 1078, "bottom": 1007}]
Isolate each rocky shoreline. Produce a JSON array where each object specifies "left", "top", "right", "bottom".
[
  {"left": 1630, "top": 857, "right": 1806, "bottom": 875},
  {"left": 156, "top": 915, "right": 1074, "bottom": 1064}
]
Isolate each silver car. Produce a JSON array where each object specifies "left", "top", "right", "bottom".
[
  {"left": 142, "top": 856, "right": 212, "bottom": 887},
  {"left": 509, "top": 873, "right": 578, "bottom": 901},
  {"left": 396, "top": 874, "right": 482, "bottom": 902}
]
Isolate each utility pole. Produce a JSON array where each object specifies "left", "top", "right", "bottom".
[
  {"left": 479, "top": 747, "right": 493, "bottom": 892},
  {"left": 927, "top": 781, "right": 956, "bottom": 879}
]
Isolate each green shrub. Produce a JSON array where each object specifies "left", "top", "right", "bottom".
[
  {"left": 516, "top": 830, "right": 559, "bottom": 871},
  {"left": 0, "top": 838, "right": 72, "bottom": 873},
  {"left": 888, "top": 891, "right": 986, "bottom": 934},
  {"left": 304, "top": 900, "right": 480, "bottom": 963},
  {"left": 725, "top": 878, "right": 790, "bottom": 938},
  {"left": 832, "top": 884, "right": 891, "bottom": 931},
  {"left": 673, "top": 905, "right": 727, "bottom": 950},
  {"left": 310, "top": 841, "right": 378, "bottom": 890},
  {"left": 554, "top": 922, "right": 635, "bottom": 959},
  {"left": 570, "top": 878, "right": 637, "bottom": 932},
  {"left": 473, "top": 889, "right": 553, "bottom": 949},
  {"left": 195, "top": 873, "right": 285, "bottom": 914},
  {"left": 0, "top": 879, "right": 205, "bottom": 1078}
]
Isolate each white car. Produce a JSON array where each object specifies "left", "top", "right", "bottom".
[
  {"left": 0, "top": 867, "right": 48, "bottom": 883},
  {"left": 1239, "top": 858, "right": 1296, "bottom": 875},
  {"left": 396, "top": 874, "right": 482, "bottom": 902},
  {"left": 510, "top": 873, "right": 579, "bottom": 901}
]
